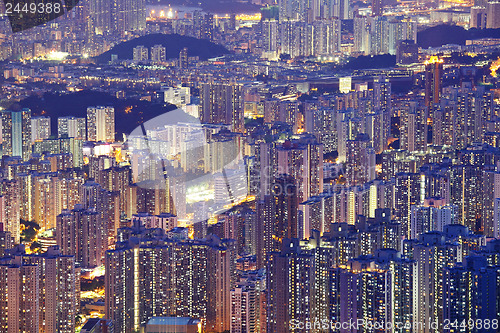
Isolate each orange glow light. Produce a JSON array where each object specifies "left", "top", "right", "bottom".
[
  {"left": 491, "top": 57, "right": 500, "bottom": 77},
  {"left": 424, "top": 56, "right": 444, "bottom": 65}
]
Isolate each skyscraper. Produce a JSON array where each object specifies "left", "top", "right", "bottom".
[
  {"left": 276, "top": 138, "right": 324, "bottom": 202},
  {"left": 470, "top": 6, "right": 488, "bottom": 29},
  {"left": 410, "top": 232, "right": 460, "bottom": 332},
  {"left": 345, "top": 133, "right": 376, "bottom": 186},
  {"left": 179, "top": 47, "right": 188, "bottom": 68},
  {"left": 200, "top": 83, "right": 243, "bottom": 132},
  {"left": 486, "top": 1, "right": 500, "bottom": 29},
  {"left": 88, "top": 0, "right": 146, "bottom": 36},
  {"left": 373, "top": 75, "right": 392, "bottom": 153},
  {"left": 0, "top": 258, "right": 39, "bottom": 332},
  {"left": 203, "top": 14, "right": 214, "bottom": 40},
  {"left": 335, "top": 249, "right": 415, "bottom": 330},
  {"left": 262, "top": 19, "right": 278, "bottom": 54},
  {"left": 58, "top": 116, "right": 86, "bottom": 139},
  {"left": 57, "top": 206, "right": 108, "bottom": 268},
  {"left": 425, "top": 56, "right": 444, "bottom": 109},
  {"left": 0, "top": 223, "right": 13, "bottom": 257},
  {"left": 230, "top": 270, "right": 266, "bottom": 333},
  {"left": 0, "top": 180, "right": 20, "bottom": 244},
  {"left": 31, "top": 116, "right": 51, "bottom": 143},
  {"left": 394, "top": 172, "right": 421, "bottom": 239},
  {"left": 86, "top": 106, "right": 115, "bottom": 142},
  {"left": 151, "top": 44, "right": 166, "bottom": 62},
  {"left": 410, "top": 199, "right": 456, "bottom": 239},
  {"left": 372, "top": 0, "right": 383, "bottom": 16},
  {"left": 443, "top": 256, "right": 500, "bottom": 327},
  {"left": 353, "top": 16, "right": 371, "bottom": 54},
  {"left": 133, "top": 45, "right": 148, "bottom": 61},
  {"left": 298, "top": 194, "right": 335, "bottom": 238},
  {"left": 267, "top": 238, "right": 314, "bottom": 333},
  {"left": 105, "top": 233, "right": 235, "bottom": 333},
  {"left": 1, "top": 109, "right": 32, "bottom": 161},
  {"left": 33, "top": 136, "right": 84, "bottom": 167},
  {"left": 334, "top": 0, "right": 351, "bottom": 19},
  {"left": 1, "top": 245, "right": 78, "bottom": 333},
  {"left": 267, "top": 234, "right": 342, "bottom": 332}
]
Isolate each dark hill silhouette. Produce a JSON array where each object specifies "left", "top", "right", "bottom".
[
  {"left": 342, "top": 54, "right": 396, "bottom": 70},
  {"left": 418, "top": 25, "right": 500, "bottom": 48},
  {"left": 95, "top": 33, "right": 229, "bottom": 63},
  {"left": 16, "top": 90, "right": 177, "bottom": 137}
]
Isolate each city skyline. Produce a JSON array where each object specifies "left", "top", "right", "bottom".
[{"left": 1, "top": 0, "right": 500, "bottom": 332}]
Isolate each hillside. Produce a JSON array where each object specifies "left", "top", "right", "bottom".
[
  {"left": 418, "top": 25, "right": 500, "bottom": 48},
  {"left": 95, "top": 34, "right": 229, "bottom": 63},
  {"left": 16, "top": 90, "right": 177, "bottom": 136}
]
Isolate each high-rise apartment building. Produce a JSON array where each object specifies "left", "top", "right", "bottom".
[
  {"left": 410, "top": 232, "right": 460, "bottom": 332},
  {"left": 471, "top": 6, "right": 488, "bottom": 28},
  {"left": 353, "top": 16, "right": 416, "bottom": 56},
  {"left": 133, "top": 45, "right": 148, "bottom": 61},
  {"left": 200, "top": 83, "right": 243, "bottom": 132},
  {"left": 88, "top": 0, "right": 146, "bottom": 36},
  {"left": 267, "top": 238, "right": 314, "bottom": 333},
  {"left": 410, "top": 198, "right": 456, "bottom": 239},
  {"left": 162, "top": 86, "right": 191, "bottom": 106},
  {"left": 345, "top": 133, "right": 376, "bottom": 186},
  {"left": 373, "top": 75, "right": 392, "bottom": 152},
  {"left": 262, "top": 20, "right": 278, "bottom": 53},
  {"left": 486, "top": 1, "right": 500, "bottom": 29},
  {"left": 106, "top": 233, "right": 235, "bottom": 333},
  {"left": 31, "top": 116, "right": 51, "bottom": 143},
  {"left": 372, "top": 0, "right": 383, "bottom": 16},
  {"left": 276, "top": 138, "right": 324, "bottom": 202},
  {"left": 58, "top": 116, "right": 86, "bottom": 139},
  {"left": 333, "top": 249, "right": 415, "bottom": 330},
  {"left": 298, "top": 194, "right": 335, "bottom": 238},
  {"left": 425, "top": 56, "right": 444, "bottom": 109},
  {"left": 394, "top": 172, "right": 422, "bottom": 239},
  {"left": 87, "top": 106, "right": 115, "bottom": 142},
  {"left": 151, "top": 44, "right": 166, "bottom": 62},
  {"left": 0, "top": 245, "right": 78, "bottom": 333},
  {"left": 81, "top": 180, "right": 120, "bottom": 238},
  {"left": 443, "top": 256, "right": 500, "bottom": 327},
  {"left": 230, "top": 270, "right": 266, "bottom": 333},
  {"left": 57, "top": 206, "right": 108, "bottom": 268},
  {"left": 259, "top": 175, "right": 299, "bottom": 265},
  {"left": 0, "top": 258, "right": 39, "bottom": 332},
  {"left": 33, "top": 136, "right": 84, "bottom": 167},
  {"left": 1, "top": 108, "right": 32, "bottom": 161},
  {"left": 179, "top": 47, "right": 188, "bottom": 68},
  {"left": 0, "top": 180, "right": 20, "bottom": 244},
  {"left": 267, "top": 235, "right": 350, "bottom": 333},
  {"left": 203, "top": 14, "right": 214, "bottom": 40},
  {"left": 0, "top": 223, "right": 13, "bottom": 257},
  {"left": 100, "top": 166, "right": 132, "bottom": 216}
]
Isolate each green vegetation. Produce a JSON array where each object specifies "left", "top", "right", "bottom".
[
  {"left": 20, "top": 220, "right": 40, "bottom": 243},
  {"left": 81, "top": 277, "right": 105, "bottom": 291},
  {"left": 30, "top": 241, "right": 42, "bottom": 253}
]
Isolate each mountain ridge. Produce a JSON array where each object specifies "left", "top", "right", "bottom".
[{"left": 95, "top": 33, "right": 230, "bottom": 63}]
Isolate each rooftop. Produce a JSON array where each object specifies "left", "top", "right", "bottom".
[{"left": 146, "top": 317, "right": 200, "bottom": 326}]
